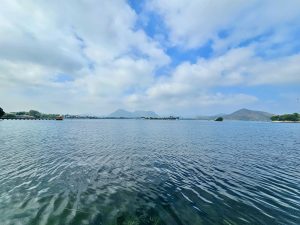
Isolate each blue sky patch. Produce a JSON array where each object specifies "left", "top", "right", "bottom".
[{"left": 54, "top": 74, "right": 74, "bottom": 83}]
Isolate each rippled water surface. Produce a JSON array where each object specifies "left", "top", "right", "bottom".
[{"left": 0, "top": 120, "right": 299, "bottom": 225}]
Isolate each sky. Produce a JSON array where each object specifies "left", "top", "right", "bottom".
[{"left": 1, "top": 0, "right": 300, "bottom": 116}]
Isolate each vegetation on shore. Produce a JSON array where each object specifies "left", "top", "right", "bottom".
[
  {"left": 1, "top": 109, "right": 59, "bottom": 119},
  {"left": 271, "top": 113, "right": 300, "bottom": 122},
  {"left": 0, "top": 107, "right": 5, "bottom": 118}
]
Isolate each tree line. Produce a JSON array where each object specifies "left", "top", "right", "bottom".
[
  {"left": 0, "top": 108, "right": 59, "bottom": 119},
  {"left": 271, "top": 113, "right": 300, "bottom": 122}
]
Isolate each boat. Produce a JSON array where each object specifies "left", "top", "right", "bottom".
[{"left": 55, "top": 115, "right": 64, "bottom": 120}]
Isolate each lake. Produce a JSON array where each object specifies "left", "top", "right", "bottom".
[{"left": 0, "top": 120, "right": 299, "bottom": 225}]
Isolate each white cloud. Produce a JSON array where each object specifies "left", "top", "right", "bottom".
[
  {"left": 123, "top": 46, "right": 300, "bottom": 114},
  {"left": 149, "top": 0, "right": 249, "bottom": 48},
  {"left": 149, "top": 0, "right": 300, "bottom": 51},
  {"left": 0, "top": 0, "right": 170, "bottom": 114},
  {"left": 0, "top": 0, "right": 299, "bottom": 115},
  {"left": 144, "top": 47, "right": 300, "bottom": 96}
]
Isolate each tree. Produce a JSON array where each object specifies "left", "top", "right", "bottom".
[
  {"left": 271, "top": 115, "right": 280, "bottom": 121},
  {"left": 0, "top": 107, "right": 5, "bottom": 118},
  {"left": 29, "top": 110, "right": 41, "bottom": 118},
  {"left": 16, "top": 111, "right": 27, "bottom": 115}
]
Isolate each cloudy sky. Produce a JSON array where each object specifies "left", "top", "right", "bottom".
[{"left": 1, "top": 0, "right": 300, "bottom": 116}]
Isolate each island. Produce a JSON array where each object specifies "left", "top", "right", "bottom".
[
  {"left": 215, "top": 117, "right": 224, "bottom": 122},
  {"left": 271, "top": 113, "right": 300, "bottom": 122}
]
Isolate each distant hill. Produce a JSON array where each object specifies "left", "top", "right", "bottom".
[
  {"left": 108, "top": 109, "right": 133, "bottom": 118},
  {"left": 224, "top": 108, "right": 273, "bottom": 121},
  {"left": 108, "top": 109, "right": 159, "bottom": 118}
]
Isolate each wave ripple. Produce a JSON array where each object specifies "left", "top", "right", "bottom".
[{"left": 0, "top": 120, "right": 299, "bottom": 225}]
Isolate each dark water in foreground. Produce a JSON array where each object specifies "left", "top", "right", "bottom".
[{"left": 0, "top": 120, "right": 299, "bottom": 225}]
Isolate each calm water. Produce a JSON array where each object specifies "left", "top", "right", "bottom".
[{"left": 0, "top": 120, "right": 299, "bottom": 225}]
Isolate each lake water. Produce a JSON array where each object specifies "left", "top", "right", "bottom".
[{"left": 0, "top": 119, "right": 299, "bottom": 225}]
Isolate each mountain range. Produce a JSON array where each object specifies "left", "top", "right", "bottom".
[
  {"left": 108, "top": 109, "right": 159, "bottom": 118},
  {"left": 108, "top": 108, "right": 274, "bottom": 121}
]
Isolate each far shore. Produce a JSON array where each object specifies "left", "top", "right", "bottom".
[{"left": 272, "top": 121, "right": 300, "bottom": 123}]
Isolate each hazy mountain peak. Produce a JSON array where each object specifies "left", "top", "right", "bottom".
[
  {"left": 114, "top": 109, "right": 129, "bottom": 113},
  {"left": 224, "top": 108, "right": 273, "bottom": 121}
]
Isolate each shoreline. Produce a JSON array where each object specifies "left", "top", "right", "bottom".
[{"left": 272, "top": 121, "right": 300, "bottom": 123}]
